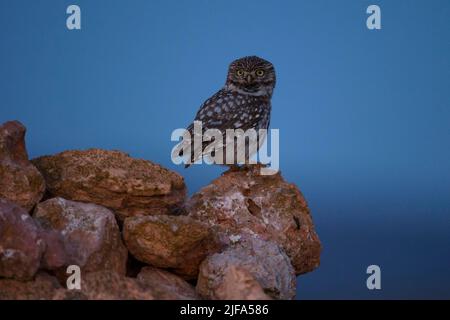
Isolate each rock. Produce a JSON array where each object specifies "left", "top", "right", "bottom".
[
  {"left": 187, "top": 167, "right": 321, "bottom": 274},
  {"left": 215, "top": 266, "right": 272, "bottom": 300},
  {"left": 69, "top": 271, "right": 155, "bottom": 300},
  {"left": 123, "top": 215, "right": 222, "bottom": 279},
  {"left": 0, "top": 121, "right": 45, "bottom": 211},
  {"left": 53, "top": 269, "right": 199, "bottom": 300},
  {"left": 39, "top": 230, "right": 68, "bottom": 270},
  {"left": 32, "top": 148, "right": 186, "bottom": 221},
  {"left": 136, "top": 266, "right": 199, "bottom": 300},
  {"left": 33, "top": 197, "right": 128, "bottom": 276},
  {"left": 0, "top": 272, "right": 63, "bottom": 300},
  {"left": 0, "top": 269, "right": 198, "bottom": 300},
  {"left": 0, "top": 198, "right": 45, "bottom": 280},
  {"left": 51, "top": 290, "right": 88, "bottom": 300},
  {"left": 196, "top": 236, "right": 296, "bottom": 300}
]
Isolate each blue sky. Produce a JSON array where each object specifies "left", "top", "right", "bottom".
[{"left": 1, "top": 0, "right": 449, "bottom": 298}]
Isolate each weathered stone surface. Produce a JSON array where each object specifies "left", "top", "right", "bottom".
[
  {"left": 136, "top": 266, "right": 199, "bottom": 300},
  {"left": 0, "top": 271, "right": 161, "bottom": 300},
  {"left": 0, "top": 198, "right": 45, "bottom": 280},
  {"left": 0, "top": 120, "right": 324, "bottom": 300},
  {"left": 123, "top": 215, "right": 222, "bottom": 279},
  {"left": 54, "top": 269, "right": 199, "bottom": 300},
  {"left": 187, "top": 166, "right": 321, "bottom": 274},
  {"left": 0, "top": 269, "right": 197, "bottom": 300},
  {"left": 0, "top": 121, "right": 45, "bottom": 211},
  {"left": 0, "top": 272, "right": 63, "bottom": 300},
  {"left": 196, "top": 236, "right": 296, "bottom": 300},
  {"left": 32, "top": 149, "right": 186, "bottom": 220},
  {"left": 39, "top": 229, "right": 68, "bottom": 271},
  {"left": 33, "top": 197, "right": 127, "bottom": 275},
  {"left": 215, "top": 266, "right": 272, "bottom": 300},
  {"left": 68, "top": 271, "right": 154, "bottom": 300}
]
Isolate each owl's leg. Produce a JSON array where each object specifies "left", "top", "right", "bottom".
[
  {"left": 224, "top": 163, "right": 260, "bottom": 172},
  {"left": 222, "top": 143, "right": 265, "bottom": 172}
]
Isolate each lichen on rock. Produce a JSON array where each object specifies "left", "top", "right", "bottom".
[
  {"left": 123, "top": 215, "right": 222, "bottom": 279},
  {"left": 196, "top": 235, "right": 296, "bottom": 300},
  {"left": 32, "top": 148, "right": 186, "bottom": 220},
  {"left": 33, "top": 197, "right": 128, "bottom": 276},
  {"left": 187, "top": 166, "right": 321, "bottom": 275},
  {"left": 0, "top": 120, "right": 322, "bottom": 300}
]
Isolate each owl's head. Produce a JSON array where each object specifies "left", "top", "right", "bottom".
[{"left": 225, "top": 56, "right": 276, "bottom": 97}]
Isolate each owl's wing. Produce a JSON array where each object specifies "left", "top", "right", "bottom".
[
  {"left": 176, "top": 90, "right": 232, "bottom": 165},
  {"left": 194, "top": 90, "right": 271, "bottom": 132},
  {"left": 199, "top": 101, "right": 270, "bottom": 163},
  {"left": 175, "top": 90, "right": 230, "bottom": 167},
  {"left": 180, "top": 90, "right": 270, "bottom": 166}
]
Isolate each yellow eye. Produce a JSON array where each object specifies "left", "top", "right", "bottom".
[
  {"left": 256, "top": 69, "right": 265, "bottom": 77},
  {"left": 236, "top": 69, "right": 244, "bottom": 77}
]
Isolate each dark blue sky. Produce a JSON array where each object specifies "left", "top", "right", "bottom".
[{"left": 1, "top": 0, "right": 449, "bottom": 299}]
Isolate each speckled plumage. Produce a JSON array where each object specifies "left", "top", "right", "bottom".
[{"left": 182, "top": 56, "right": 276, "bottom": 166}]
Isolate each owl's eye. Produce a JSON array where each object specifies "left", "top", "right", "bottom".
[
  {"left": 256, "top": 69, "right": 265, "bottom": 77},
  {"left": 236, "top": 69, "right": 244, "bottom": 77}
]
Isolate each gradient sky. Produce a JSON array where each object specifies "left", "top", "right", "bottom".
[{"left": 1, "top": 0, "right": 449, "bottom": 299}]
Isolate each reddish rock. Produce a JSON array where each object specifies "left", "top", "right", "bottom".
[
  {"left": 0, "top": 268, "right": 197, "bottom": 300},
  {"left": 187, "top": 166, "right": 321, "bottom": 274},
  {"left": 196, "top": 236, "right": 296, "bottom": 300},
  {"left": 53, "top": 269, "right": 199, "bottom": 300},
  {"left": 68, "top": 271, "right": 154, "bottom": 300},
  {"left": 32, "top": 149, "right": 186, "bottom": 221},
  {"left": 51, "top": 290, "right": 88, "bottom": 300},
  {"left": 0, "top": 198, "right": 45, "bottom": 280},
  {"left": 39, "top": 230, "right": 68, "bottom": 270},
  {"left": 123, "top": 215, "right": 222, "bottom": 279},
  {"left": 33, "top": 197, "right": 128, "bottom": 275},
  {"left": 0, "top": 272, "right": 63, "bottom": 300},
  {"left": 215, "top": 266, "right": 272, "bottom": 300},
  {"left": 0, "top": 121, "right": 45, "bottom": 211},
  {"left": 136, "top": 266, "right": 199, "bottom": 300},
  {"left": 0, "top": 272, "right": 150, "bottom": 300}
]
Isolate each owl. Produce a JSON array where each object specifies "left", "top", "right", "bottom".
[{"left": 179, "top": 56, "right": 276, "bottom": 168}]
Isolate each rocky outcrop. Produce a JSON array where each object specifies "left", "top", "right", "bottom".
[
  {"left": 136, "top": 266, "right": 198, "bottom": 300},
  {"left": 38, "top": 229, "right": 68, "bottom": 271},
  {"left": 214, "top": 266, "right": 272, "bottom": 300},
  {"left": 33, "top": 197, "right": 128, "bottom": 276},
  {"left": 196, "top": 235, "right": 296, "bottom": 300},
  {"left": 123, "top": 215, "right": 222, "bottom": 279},
  {"left": 0, "top": 198, "right": 45, "bottom": 280},
  {"left": 3, "top": 268, "right": 199, "bottom": 300},
  {"left": 0, "top": 120, "right": 321, "bottom": 300},
  {"left": 32, "top": 149, "right": 186, "bottom": 221},
  {"left": 0, "top": 121, "right": 45, "bottom": 211},
  {"left": 187, "top": 166, "right": 321, "bottom": 274},
  {"left": 0, "top": 272, "right": 63, "bottom": 300},
  {"left": 76, "top": 269, "right": 196, "bottom": 300},
  {"left": 0, "top": 268, "right": 198, "bottom": 300},
  {"left": 63, "top": 272, "right": 154, "bottom": 300}
]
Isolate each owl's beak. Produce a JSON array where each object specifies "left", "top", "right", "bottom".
[{"left": 246, "top": 75, "right": 253, "bottom": 83}]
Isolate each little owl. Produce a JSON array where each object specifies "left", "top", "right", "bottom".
[{"left": 179, "top": 56, "right": 276, "bottom": 168}]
